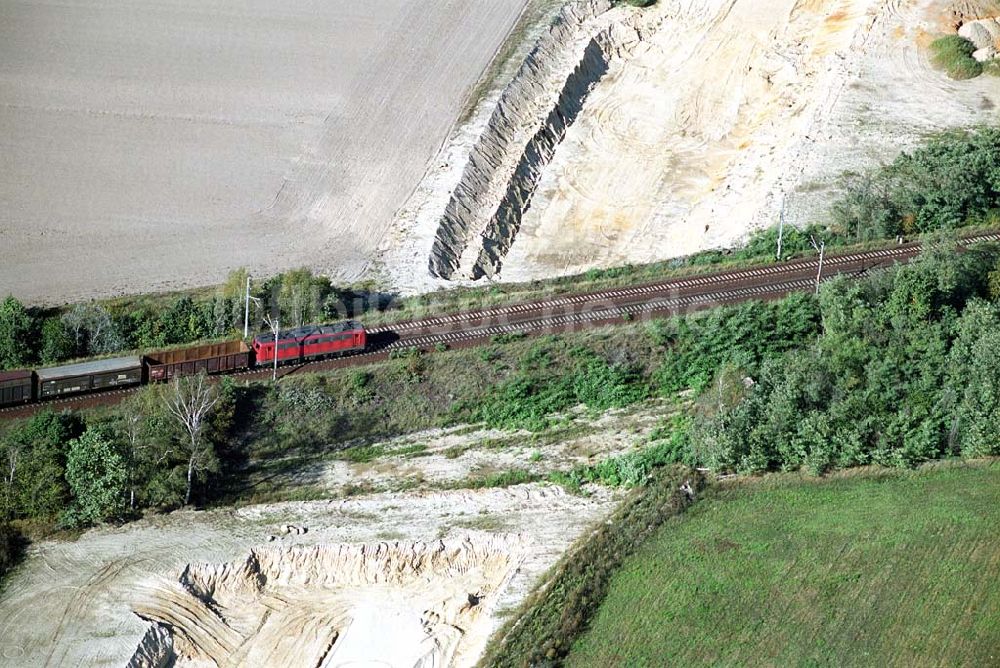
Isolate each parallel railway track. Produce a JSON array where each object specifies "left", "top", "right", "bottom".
[{"left": 4, "top": 233, "right": 998, "bottom": 419}]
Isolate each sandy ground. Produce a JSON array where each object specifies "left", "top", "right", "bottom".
[
  {"left": 288, "top": 401, "right": 671, "bottom": 496},
  {"left": 0, "top": 0, "right": 528, "bottom": 304},
  {"left": 381, "top": 0, "right": 1000, "bottom": 292},
  {"left": 0, "top": 385, "right": 661, "bottom": 666},
  {"left": 0, "top": 485, "right": 617, "bottom": 667},
  {"left": 131, "top": 535, "right": 527, "bottom": 666}
]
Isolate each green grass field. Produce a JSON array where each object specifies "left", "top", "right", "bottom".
[{"left": 567, "top": 463, "right": 1000, "bottom": 667}]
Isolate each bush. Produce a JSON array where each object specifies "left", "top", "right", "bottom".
[
  {"left": 64, "top": 428, "right": 128, "bottom": 526},
  {"left": 831, "top": 127, "right": 1000, "bottom": 241},
  {"left": 0, "top": 524, "right": 25, "bottom": 587},
  {"left": 558, "top": 418, "right": 694, "bottom": 488},
  {"left": 0, "top": 412, "right": 84, "bottom": 521},
  {"left": 0, "top": 296, "right": 34, "bottom": 369},
  {"left": 650, "top": 293, "right": 821, "bottom": 394},
  {"left": 464, "top": 469, "right": 538, "bottom": 489},
  {"left": 39, "top": 317, "right": 75, "bottom": 364},
  {"left": 930, "top": 35, "right": 983, "bottom": 80},
  {"left": 689, "top": 243, "right": 1000, "bottom": 474}
]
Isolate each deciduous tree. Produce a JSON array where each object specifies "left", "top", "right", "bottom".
[
  {"left": 0, "top": 296, "right": 33, "bottom": 369},
  {"left": 163, "top": 374, "right": 219, "bottom": 506},
  {"left": 65, "top": 428, "right": 127, "bottom": 525}
]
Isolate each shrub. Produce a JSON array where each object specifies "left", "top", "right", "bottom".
[
  {"left": 930, "top": 35, "right": 983, "bottom": 80},
  {"left": 0, "top": 412, "right": 83, "bottom": 521},
  {"left": 831, "top": 127, "right": 1000, "bottom": 241},
  {"left": 0, "top": 296, "right": 34, "bottom": 369},
  {"left": 689, "top": 244, "right": 1000, "bottom": 474},
  {"left": 464, "top": 469, "right": 538, "bottom": 489},
  {"left": 64, "top": 428, "right": 128, "bottom": 526},
  {"left": 560, "top": 418, "right": 694, "bottom": 488},
  {"left": 0, "top": 524, "right": 25, "bottom": 587},
  {"left": 337, "top": 445, "right": 385, "bottom": 463},
  {"left": 39, "top": 317, "right": 75, "bottom": 364}
]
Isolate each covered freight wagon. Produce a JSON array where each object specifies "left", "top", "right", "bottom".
[
  {"left": 0, "top": 370, "right": 34, "bottom": 408},
  {"left": 36, "top": 356, "right": 143, "bottom": 399},
  {"left": 145, "top": 341, "right": 251, "bottom": 382}
]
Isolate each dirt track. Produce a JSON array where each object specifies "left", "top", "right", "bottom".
[{"left": 0, "top": 0, "right": 528, "bottom": 304}]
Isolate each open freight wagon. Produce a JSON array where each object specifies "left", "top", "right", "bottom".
[{"left": 145, "top": 341, "right": 251, "bottom": 382}]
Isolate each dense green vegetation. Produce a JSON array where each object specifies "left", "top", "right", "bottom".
[
  {"left": 691, "top": 241, "right": 1000, "bottom": 474},
  {"left": 930, "top": 35, "right": 983, "bottom": 80},
  {"left": 0, "top": 523, "right": 24, "bottom": 589},
  {"left": 567, "top": 464, "right": 1000, "bottom": 667},
  {"left": 0, "top": 377, "right": 234, "bottom": 537},
  {"left": 481, "top": 467, "right": 704, "bottom": 668},
  {"left": 5, "top": 237, "right": 997, "bottom": 528},
  {"left": 832, "top": 127, "right": 1000, "bottom": 241},
  {"left": 0, "top": 267, "right": 362, "bottom": 369}
]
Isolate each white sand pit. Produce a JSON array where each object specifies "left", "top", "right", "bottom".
[
  {"left": 381, "top": 0, "right": 1000, "bottom": 292},
  {"left": 0, "top": 484, "right": 615, "bottom": 667},
  {"left": 129, "top": 536, "right": 525, "bottom": 667},
  {"left": 0, "top": 0, "right": 528, "bottom": 304}
]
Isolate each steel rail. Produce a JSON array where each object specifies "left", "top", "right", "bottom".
[{"left": 3, "top": 232, "right": 998, "bottom": 419}]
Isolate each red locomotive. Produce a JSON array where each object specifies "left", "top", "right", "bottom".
[{"left": 252, "top": 321, "right": 367, "bottom": 365}]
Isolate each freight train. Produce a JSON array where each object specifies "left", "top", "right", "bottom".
[{"left": 0, "top": 321, "right": 367, "bottom": 409}]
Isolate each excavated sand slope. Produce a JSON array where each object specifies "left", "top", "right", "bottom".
[
  {"left": 0, "top": 485, "right": 615, "bottom": 667},
  {"left": 381, "top": 0, "right": 1000, "bottom": 291},
  {"left": 128, "top": 536, "right": 524, "bottom": 668}
]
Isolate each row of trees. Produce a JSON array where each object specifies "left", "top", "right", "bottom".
[
  {"left": 0, "top": 374, "right": 231, "bottom": 528},
  {"left": 831, "top": 127, "right": 1000, "bottom": 241},
  {"left": 689, "top": 242, "right": 1000, "bottom": 473},
  {"left": 0, "top": 267, "right": 356, "bottom": 370}
]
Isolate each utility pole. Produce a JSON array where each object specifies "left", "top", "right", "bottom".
[
  {"left": 809, "top": 235, "right": 826, "bottom": 294},
  {"left": 272, "top": 317, "right": 279, "bottom": 382},
  {"left": 243, "top": 274, "right": 251, "bottom": 340},
  {"left": 260, "top": 311, "right": 280, "bottom": 382},
  {"left": 776, "top": 196, "right": 785, "bottom": 261},
  {"left": 251, "top": 295, "right": 281, "bottom": 382}
]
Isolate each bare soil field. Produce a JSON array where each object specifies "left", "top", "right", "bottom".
[
  {"left": 0, "top": 485, "right": 616, "bottom": 667},
  {"left": 381, "top": 0, "right": 1000, "bottom": 291},
  {"left": 0, "top": 0, "right": 528, "bottom": 304}
]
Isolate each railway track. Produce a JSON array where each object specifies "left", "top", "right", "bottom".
[{"left": 4, "top": 232, "right": 999, "bottom": 419}]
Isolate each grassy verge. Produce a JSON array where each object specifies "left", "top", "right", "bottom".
[
  {"left": 567, "top": 462, "right": 1000, "bottom": 667},
  {"left": 457, "top": 0, "right": 566, "bottom": 125},
  {"left": 479, "top": 466, "right": 705, "bottom": 667}
]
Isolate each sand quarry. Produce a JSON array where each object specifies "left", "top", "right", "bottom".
[
  {"left": 0, "top": 0, "right": 528, "bottom": 303},
  {"left": 4, "top": 0, "right": 1000, "bottom": 665},
  {"left": 0, "top": 485, "right": 617, "bottom": 667},
  {"left": 380, "top": 0, "right": 1000, "bottom": 291},
  {"left": 6, "top": 0, "right": 1000, "bottom": 303},
  {"left": 0, "top": 399, "right": 671, "bottom": 667}
]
